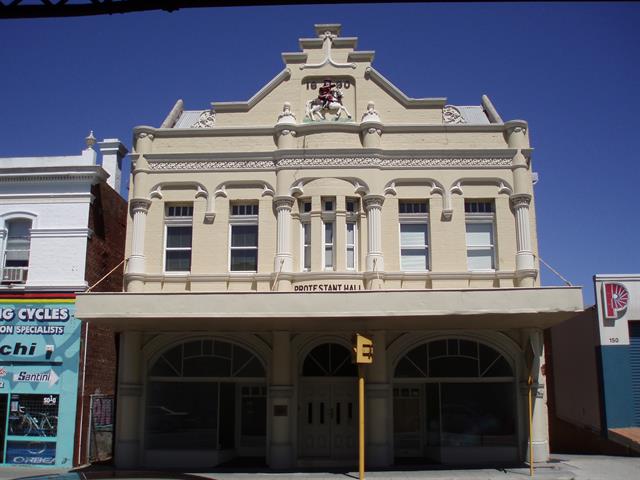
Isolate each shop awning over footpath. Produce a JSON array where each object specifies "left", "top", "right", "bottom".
[{"left": 75, "top": 287, "right": 583, "bottom": 332}]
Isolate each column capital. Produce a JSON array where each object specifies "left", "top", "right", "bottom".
[
  {"left": 510, "top": 193, "right": 532, "bottom": 208},
  {"left": 363, "top": 194, "right": 385, "bottom": 210},
  {"left": 504, "top": 120, "right": 528, "bottom": 137},
  {"left": 129, "top": 198, "right": 151, "bottom": 215},
  {"left": 274, "top": 195, "right": 295, "bottom": 210}
]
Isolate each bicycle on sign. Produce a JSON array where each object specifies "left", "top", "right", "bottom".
[{"left": 9, "top": 406, "right": 58, "bottom": 437}]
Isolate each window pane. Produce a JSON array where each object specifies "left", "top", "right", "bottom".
[
  {"left": 166, "top": 251, "right": 191, "bottom": 271},
  {"left": 304, "top": 245, "right": 311, "bottom": 270},
  {"left": 167, "top": 226, "right": 192, "bottom": 248},
  {"left": 466, "top": 223, "right": 493, "bottom": 246},
  {"left": 346, "top": 223, "right": 355, "bottom": 243},
  {"left": 7, "top": 220, "right": 31, "bottom": 239},
  {"left": 467, "top": 249, "right": 494, "bottom": 270},
  {"left": 303, "top": 223, "right": 311, "bottom": 243},
  {"left": 231, "top": 250, "right": 258, "bottom": 271},
  {"left": 324, "top": 222, "right": 333, "bottom": 243},
  {"left": 325, "top": 246, "right": 333, "bottom": 268},
  {"left": 231, "top": 225, "right": 258, "bottom": 247},
  {"left": 346, "top": 248, "right": 355, "bottom": 269},
  {"left": 400, "top": 224, "right": 427, "bottom": 246},
  {"left": 401, "top": 249, "right": 428, "bottom": 271},
  {"left": 5, "top": 249, "right": 30, "bottom": 261}
]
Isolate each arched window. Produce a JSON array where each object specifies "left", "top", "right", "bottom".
[
  {"left": 302, "top": 343, "right": 357, "bottom": 376},
  {"left": 149, "top": 339, "right": 265, "bottom": 378},
  {"left": 146, "top": 339, "right": 266, "bottom": 452},
  {"left": 3, "top": 218, "right": 32, "bottom": 283},
  {"left": 395, "top": 339, "right": 512, "bottom": 378}
]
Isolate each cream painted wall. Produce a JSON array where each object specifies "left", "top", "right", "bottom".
[{"left": 125, "top": 27, "right": 538, "bottom": 293}]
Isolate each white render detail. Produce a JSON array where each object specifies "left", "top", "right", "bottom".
[
  {"left": 0, "top": 136, "right": 121, "bottom": 291},
  {"left": 98, "top": 138, "right": 127, "bottom": 194}
]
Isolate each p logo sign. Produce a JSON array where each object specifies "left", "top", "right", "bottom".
[{"left": 602, "top": 282, "right": 629, "bottom": 320}]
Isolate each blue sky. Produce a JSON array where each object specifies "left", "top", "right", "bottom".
[{"left": 1, "top": 2, "right": 639, "bottom": 304}]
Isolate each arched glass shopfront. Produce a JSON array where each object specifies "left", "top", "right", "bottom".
[
  {"left": 145, "top": 338, "right": 266, "bottom": 465},
  {"left": 393, "top": 338, "right": 518, "bottom": 465}
]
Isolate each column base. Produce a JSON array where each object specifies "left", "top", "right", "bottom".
[
  {"left": 269, "top": 443, "right": 294, "bottom": 469},
  {"left": 366, "top": 254, "right": 384, "bottom": 272},
  {"left": 274, "top": 254, "right": 293, "bottom": 272},
  {"left": 115, "top": 439, "right": 140, "bottom": 468},
  {"left": 366, "top": 443, "right": 392, "bottom": 467},
  {"left": 525, "top": 440, "right": 550, "bottom": 463}
]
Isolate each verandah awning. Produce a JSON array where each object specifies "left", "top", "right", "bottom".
[{"left": 75, "top": 287, "right": 583, "bottom": 332}]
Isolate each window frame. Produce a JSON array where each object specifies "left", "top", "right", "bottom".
[
  {"left": 299, "top": 200, "right": 312, "bottom": 272},
  {"left": 398, "top": 201, "right": 430, "bottom": 272},
  {"left": 464, "top": 200, "right": 496, "bottom": 271},
  {"left": 345, "top": 220, "right": 357, "bottom": 271},
  {"left": 2, "top": 217, "right": 33, "bottom": 284},
  {"left": 229, "top": 202, "right": 259, "bottom": 273},
  {"left": 322, "top": 219, "right": 335, "bottom": 271},
  {"left": 300, "top": 220, "right": 311, "bottom": 272},
  {"left": 163, "top": 205, "right": 194, "bottom": 274},
  {"left": 321, "top": 197, "right": 336, "bottom": 271}
]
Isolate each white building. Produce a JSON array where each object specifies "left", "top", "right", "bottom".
[{"left": 0, "top": 135, "right": 126, "bottom": 467}]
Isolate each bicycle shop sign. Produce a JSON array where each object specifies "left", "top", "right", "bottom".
[{"left": 0, "top": 306, "right": 70, "bottom": 336}]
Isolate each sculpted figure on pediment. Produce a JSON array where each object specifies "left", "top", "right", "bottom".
[{"left": 305, "top": 78, "right": 352, "bottom": 122}]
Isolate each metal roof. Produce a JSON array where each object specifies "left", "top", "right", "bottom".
[
  {"left": 173, "top": 110, "right": 205, "bottom": 128},
  {"left": 458, "top": 106, "right": 490, "bottom": 125}
]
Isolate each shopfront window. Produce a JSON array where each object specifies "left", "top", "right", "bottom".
[
  {"left": 146, "top": 340, "right": 265, "bottom": 451},
  {"left": 393, "top": 339, "right": 517, "bottom": 457}
]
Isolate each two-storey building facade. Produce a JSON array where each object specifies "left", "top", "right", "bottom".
[
  {"left": 77, "top": 25, "right": 583, "bottom": 469},
  {"left": 0, "top": 135, "right": 127, "bottom": 467}
]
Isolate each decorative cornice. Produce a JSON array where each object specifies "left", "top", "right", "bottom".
[
  {"left": 212, "top": 68, "right": 291, "bottom": 113},
  {"left": 125, "top": 269, "right": 521, "bottom": 286},
  {"left": 136, "top": 121, "right": 514, "bottom": 140},
  {"left": 0, "top": 166, "right": 107, "bottom": 185},
  {"left": 364, "top": 67, "right": 446, "bottom": 108},
  {"left": 30, "top": 228, "right": 92, "bottom": 238}
]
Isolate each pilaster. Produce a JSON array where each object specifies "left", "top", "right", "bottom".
[
  {"left": 274, "top": 196, "right": 295, "bottom": 290},
  {"left": 126, "top": 198, "right": 151, "bottom": 292},
  {"left": 114, "top": 332, "right": 143, "bottom": 468},
  {"left": 363, "top": 194, "right": 384, "bottom": 288},
  {"left": 269, "top": 331, "right": 294, "bottom": 468},
  {"left": 521, "top": 328, "right": 549, "bottom": 463},
  {"left": 510, "top": 193, "right": 536, "bottom": 287}
]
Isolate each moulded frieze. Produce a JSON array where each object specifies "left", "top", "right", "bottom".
[
  {"left": 149, "top": 160, "right": 275, "bottom": 171},
  {"left": 147, "top": 155, "right": 512, "bottom": 171}
]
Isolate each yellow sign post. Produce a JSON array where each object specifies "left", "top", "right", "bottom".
[
  {"left": 352, "top": 333, "right": 373, "bottom": 480},
  {"left": 528, "top": 375, "right": 534, "bottom": 477}
]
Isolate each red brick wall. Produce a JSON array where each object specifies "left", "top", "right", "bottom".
[{"left": 74, "top": 182, "right": 126, "bottom": 465}]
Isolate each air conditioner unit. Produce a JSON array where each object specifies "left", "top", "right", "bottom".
[{"left": 2, "top": 267, "right": 27, "bottom": 283}]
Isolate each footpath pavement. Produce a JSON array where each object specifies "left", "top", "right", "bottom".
[{"left": 0, "top": 455, "right": 639, "bottom": 480}]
